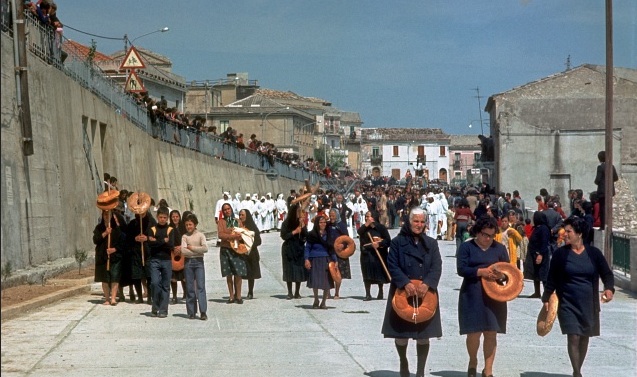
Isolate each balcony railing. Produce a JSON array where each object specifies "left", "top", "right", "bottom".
[{"left": 370, "top": 155, "right": 383, "bottom": 165}]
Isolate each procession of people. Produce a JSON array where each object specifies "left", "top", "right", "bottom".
[{"left": 93, "top": 179, "right": 615, "bottom": 377}]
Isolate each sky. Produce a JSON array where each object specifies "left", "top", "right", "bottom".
[{"left": 59, "top": 0, "right": 636, "bottom": 136}]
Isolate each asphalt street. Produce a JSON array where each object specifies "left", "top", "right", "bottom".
[{"left": 1, "top": 229, "right": 635, "bottom": 377}]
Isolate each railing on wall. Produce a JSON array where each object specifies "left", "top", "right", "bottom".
[
  {"left": 0, "top": 8, "right": 316, "bottom": 183},
  {"left": 612, "top": 232, "right": 631, "bottom": 275}
]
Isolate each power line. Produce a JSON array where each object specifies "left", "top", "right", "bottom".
[{"left": 63, "top": 24, "right": 123, "bottom": 41}]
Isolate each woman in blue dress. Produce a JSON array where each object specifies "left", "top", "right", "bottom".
[
  {"left": 457, "top": 216, "right": 509, "bottom": 377},
  {"left": 542, "top": 217, "right": 614, "bottom": 377},
  {"left": 327, "top": 208, "right": 350, "bottom": 299},
  {"left": 304, "top": 215, "right": 335, "bottom": 309}
]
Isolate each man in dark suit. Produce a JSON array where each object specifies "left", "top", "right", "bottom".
[{"left": 594, "top": 150, "right": 618, "bottom": 230}]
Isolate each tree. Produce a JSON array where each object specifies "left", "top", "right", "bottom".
[{"left": 75, "top": 249, "right": 88, "bottom": 275}]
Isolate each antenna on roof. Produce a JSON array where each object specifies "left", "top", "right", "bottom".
[{"left": 565, "top": 55, "right": 572, "bottom": 71}]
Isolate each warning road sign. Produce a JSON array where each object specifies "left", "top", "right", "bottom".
[
  {"left": 120, "top": 46, "right": 146, "bottom": 70},
  {"left": 125, "top": 70, "right": 146, "bottom": 92}
]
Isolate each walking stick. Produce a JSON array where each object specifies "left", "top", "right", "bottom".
[
  {"left": 140, "top": 219, "right": 145, "bottom": 267},
  {"left": 106, "top": 212, "right": 111, "bottom": 271},
  {"left": 367, "top": 232, "right": 391, "bottom": 281}
]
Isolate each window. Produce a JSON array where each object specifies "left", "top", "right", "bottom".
[
  {"left": 474, "top": 152, "right": 481, "bottom": 161},
  {"left": 220, "top": 120, "right": 229, "bottom": 133},
  {"left": 417, "top": 145, "right": 425, "bottom": 156},
  {"left": 372, "top": 147, "right": 380, "bottom": 157},
  {"left": 393, "top": 146, "right": 399, "bottom": 157},
  {"left": 455, "top": 152, "right": 461, "bottom": 161},
  {"left": 439, "top": 146, "right": 446, "bottom": 156}
]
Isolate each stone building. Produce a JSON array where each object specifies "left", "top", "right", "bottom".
[{"left": 485, "top": 65, "right": 637, "bottom": 211}]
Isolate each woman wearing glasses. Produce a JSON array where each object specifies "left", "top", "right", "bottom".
[{"left": 457, "top": 216, "right": 510, "bottom": 377}]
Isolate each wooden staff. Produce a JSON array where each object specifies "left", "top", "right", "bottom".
[
  {"left": 367, "top": 232, "right": 391, "bottom": 281},
  {"left": 140, "top": 218, "right": 145, "bottom": 266},
  {"left": 106, "top": 211, "right": 111, "bottom": 271}
]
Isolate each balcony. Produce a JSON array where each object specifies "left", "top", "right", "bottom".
[
  {"left": 370, "top": 155, "right": 383, "bottom": 165},
  {"left": 453, "top": 160, "right": 461, "bottom": 170}
]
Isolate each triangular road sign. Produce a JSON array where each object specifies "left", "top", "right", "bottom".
[
  {"left": 120, "top": 46, "right": 146, "bottom": 70},
  {"left": 124, "top": 70, "right": 146, "bottom": 92}
]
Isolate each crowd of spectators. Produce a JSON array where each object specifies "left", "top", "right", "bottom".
[{"left": 25, "top": 0, "right": 67, "bottom": 62}]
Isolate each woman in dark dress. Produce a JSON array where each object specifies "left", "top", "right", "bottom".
[
  {"left": 280, "top": 203, "right": 308, "bottom": 299},
  {"left": 218, "top": 203, "right": 247, "bottom": 304},
  {"left": 169, "top": 210, "right": 186, "bottom": 304},
  {"left": 358, "top": 210, "right": 391, "bottom": 301},
  {"left": 93, "top": 209, "right": 126, "bottom": 306},
  {"left": 381, "top": 207, "right": 442, "bottom": 377},
  {"left": 524, "top": 211, "right": 551, "bottom": 298},
  {"left": 126, "top": 210, "right": 155, "bottom": 304},
  {"left": 457, "top": 216, "right": 509, "bottom": 377},
  {"left": 542, "top": 217, "right": 614, "bottom": 377},
  {"left": 327, "top": 208, "right": 350, "bottom": 299},
  {"left": 239, "top": 209, "right": 262, "bottom": 299},
  {"left": 304, "top": 215, "right": 335, "bottom": 309}
]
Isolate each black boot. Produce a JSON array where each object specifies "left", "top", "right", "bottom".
[
  {"left": 416, "top": 343, "right": 430, "bottom": 377},
  {"left": 395, "top": 343, "right": 409, "bottom": 377}
]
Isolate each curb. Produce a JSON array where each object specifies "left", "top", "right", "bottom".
[{"left": 1, "top": 278, "right": 93, "bottom": 323}]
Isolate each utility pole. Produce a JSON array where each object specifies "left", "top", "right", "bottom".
[
  {"left": 473, "top": 87, "right": 484, "bottom": 136},
  {"left": 604, "top": 0, "right": 614, "bottom": 263},
  {"left": 12, "top": 0, "right": 34, "bottom": 155}
]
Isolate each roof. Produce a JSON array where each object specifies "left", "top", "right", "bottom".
[
  {"left": 450, "top": 135, "right": 482, "bottom": 148},
  {"left": 360, "top": 128, "right": 450, "bottom": 143},
  {"left": 485, "top": 64, "right": 637, "bottom": 111},
  {"left": 62, "top": 40, "right": 114, "bottom": 62}
]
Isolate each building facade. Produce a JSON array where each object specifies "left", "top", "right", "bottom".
[
  {"left": 486, "top": 64, "right": 637, "bottom": 206},
  {"left": 360, "top": 128, "right": 451, "bottom": 182}
]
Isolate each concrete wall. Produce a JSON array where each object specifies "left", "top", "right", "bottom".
[{"left": 1, "top": 32, "right": 298, "bottom": 272}]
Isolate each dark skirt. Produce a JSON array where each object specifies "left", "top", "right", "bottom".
[
  {"left": 381, "top": 283, "right": 443, "bottom": 339},
  {"left": 282, "top": 241, "right": 307, "bottom": 283},
  {"left": 245, "top": 248, "right": 262, "bottom": 280},
  {"left": 94, "top": 256, "right": 123, "bottom": 283},
  {"left": 360, "top": 249, "right": 390, "bottom": 284},
  {"left": 337, "top": 256, "right": 352, "bottom": 279},
  {"left": 220, "top": 247, "right": 247, "bottom": 277},
  {"left": 307, "top": 256, "right": 334, "bottom": 290}
]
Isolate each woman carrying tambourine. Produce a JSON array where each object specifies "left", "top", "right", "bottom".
[{"left": 381, "top": 207, "right": 442, "bottom": 377}]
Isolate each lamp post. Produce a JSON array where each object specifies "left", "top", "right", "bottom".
[
  {"left": 124, "top": 27, "right": 169, "bottom": 50},
  {"left": 468, "top": 119, "right": 488, "bottom": 135}
]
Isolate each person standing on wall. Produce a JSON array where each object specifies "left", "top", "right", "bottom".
[{"left": 593, "top": 151, "right": 618, "bottom": 230}]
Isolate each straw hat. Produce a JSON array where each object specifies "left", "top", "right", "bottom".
[
  {"left": 392, "top": 280, "right": 438, "bottom": 324},
  {"left": 481, "top": 262, "right": 524, "bottom": 302},
  {"left": 328, "top": 261, "right": 342, "bottom": 284},
  {"left": 96, "top": 189, "right": 120, "bottom": 211},
  {"left": 334, "top": 235, "right": 356, "bottom": 258},
  {"left": 127, "top": 192, "right": 151, "bottom": 214},
  {"left": 537, "top": 292, "right": 558, "bottom": 336}
]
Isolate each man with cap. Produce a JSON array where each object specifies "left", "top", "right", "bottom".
[{"left": 214, "top": 192, "right": 232, "bottom": 246}]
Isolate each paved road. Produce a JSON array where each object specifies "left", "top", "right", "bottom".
[{"left": 2, "top": 230, "right": 635, "bottom": 377}]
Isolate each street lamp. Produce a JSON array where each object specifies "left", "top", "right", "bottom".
[
  {"left": 124, "top": 27, "right": 170, "bottom": 50},
  {"left": 468, "top": 119, "right": 488, "bottom": 135}
]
